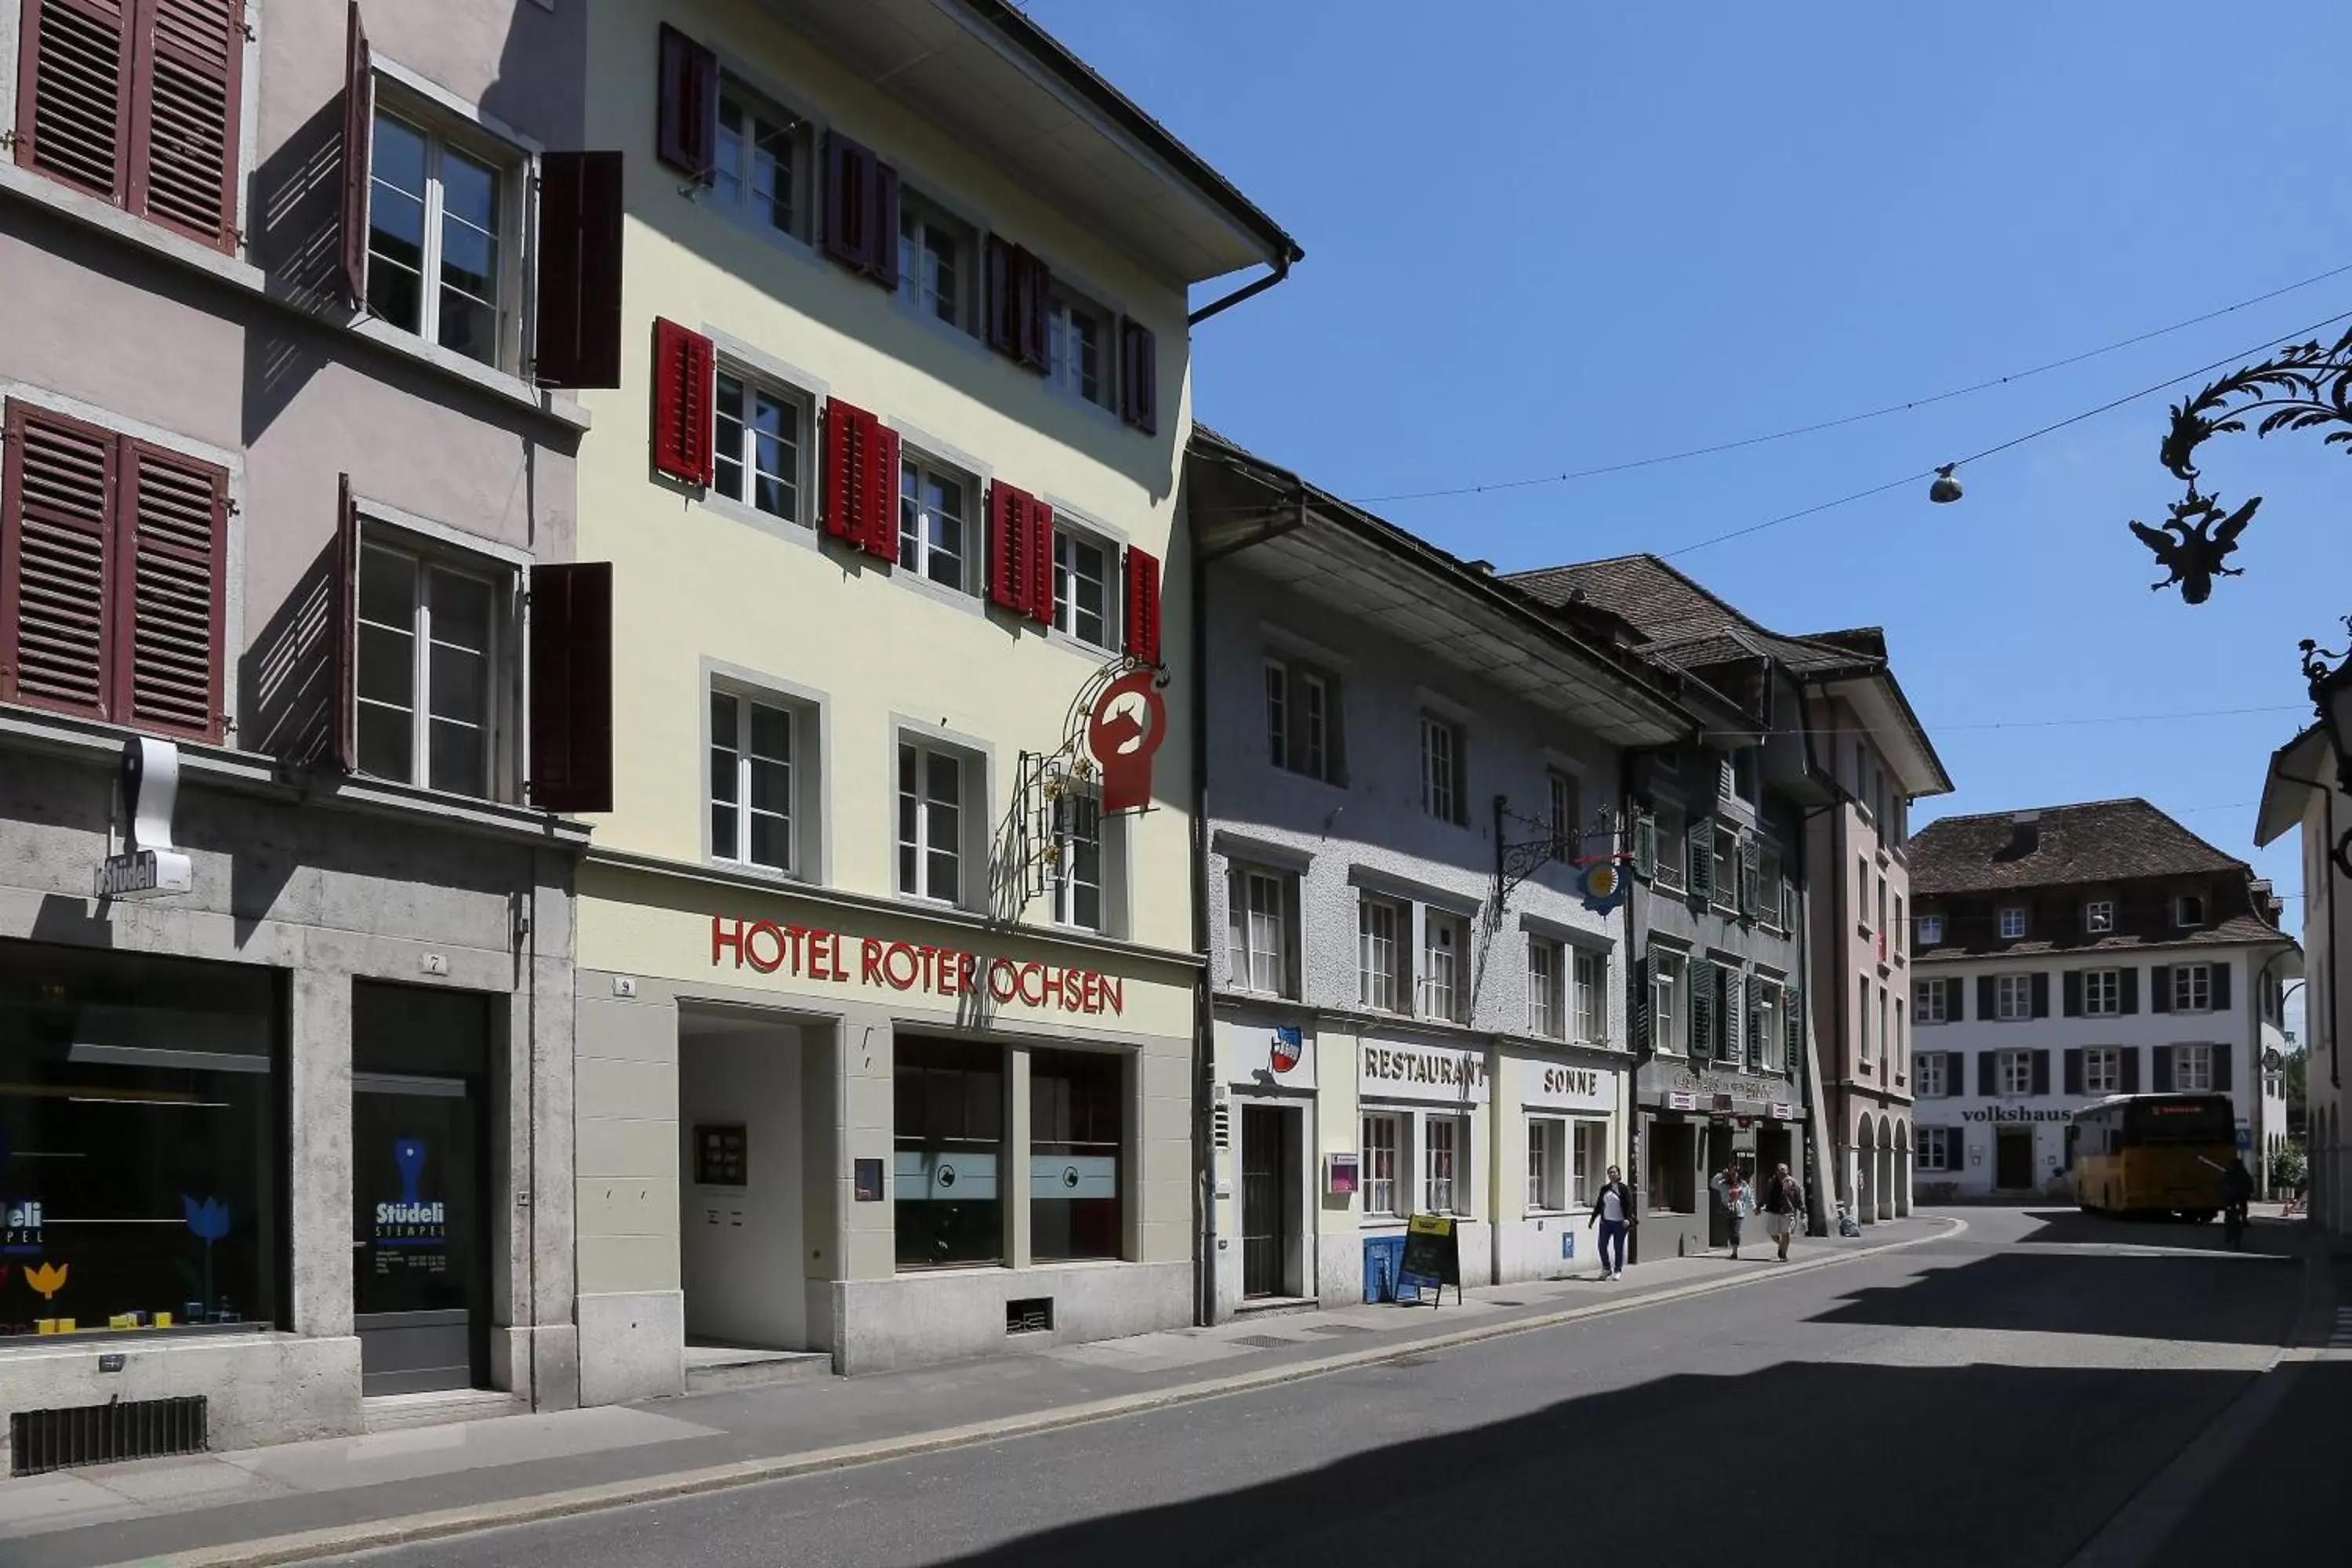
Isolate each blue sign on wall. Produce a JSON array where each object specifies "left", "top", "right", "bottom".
[
  {"left": 2235, "top": 1128, "right": 2252, "bottom": 1150},
  {"left": 1560, "top": 1231, "right": 1576, "bottom": 1259}
]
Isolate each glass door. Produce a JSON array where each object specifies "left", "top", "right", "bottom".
[{"left": 352, "top": 1073, "right": 485, "bottom": 1395}]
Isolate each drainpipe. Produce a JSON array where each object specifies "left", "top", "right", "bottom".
[
  {"left": 1188, "top": 256, "right": 1292, "bottom": 328},
  {"left": 1189, "top": 537, "right": 1217, "bottom": 1328},
  {"left": 1619, "top": 746, "right": 1648, "bottom": 1252}
]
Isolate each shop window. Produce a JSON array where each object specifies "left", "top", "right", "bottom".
[
  {"left": 1527, "top": 1117, "right": 1564, "bottom": 1211},
  {"left": 1570, "top": 1120, "right": 1606, "bottom": 1210},
  {"left": 1646, "top": 1120, "right": 1695, "bottom": 1213},
  {"left": 1424, "top": 1115, "right": 1465, "bottom": 1215},
  {"left": 0, "top": 943, "right": 281, "bottom": 1341},
  {"left": 1362, "top": 1112, "right": 1403, "bottom": 1218},
  {"left": 894, "top": 1038, "right": 1004, "bottom": 1269},
  {"left": 1031, "top": 1049, "right": 1123, "bottom": 1261}
]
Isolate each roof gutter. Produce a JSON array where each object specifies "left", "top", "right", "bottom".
[{"left": 1189, "top": 254, "right": 1293, "bottom": 327}]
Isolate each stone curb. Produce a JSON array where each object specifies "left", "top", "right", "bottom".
[{"left": 114, "top": 1217, "right": 1967, "bottom": 1568}]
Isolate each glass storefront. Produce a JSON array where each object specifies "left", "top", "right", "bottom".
[
  {"left": 894, "top": 1037, "right": 1004, "bottom": 1269},
  {"left": 1031, "top": 1049, "right": 1123, "bottom": 1261},
  {"left": 0, "top": 943, "right": 281, "bottom": 1339}
]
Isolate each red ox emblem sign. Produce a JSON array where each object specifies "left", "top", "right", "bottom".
[{"left": 1088, "top": 670, "right": 1167, "bottom": 814}]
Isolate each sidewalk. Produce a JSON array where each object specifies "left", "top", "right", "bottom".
[{"left": 0, "top": 1217, "right": 1955, "bottom": 1568}]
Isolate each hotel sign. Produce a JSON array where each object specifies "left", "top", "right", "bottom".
[{"left": 710, "top": 916, "right": 1125, "bottom": 1016}]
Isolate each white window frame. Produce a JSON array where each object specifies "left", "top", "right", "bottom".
[
  {"left": 1998, "top": 906, "right": 2027, "bottom": 940},
  {"left": 1916, "top": 1050, "right": 1947, "bottom": 1098},
  {"left": 1995, "top": 974, "right": 2032, "bottom": 1022},
  {"left": 1526, "top": 1116, "right": 1563, "bottom": 1212},
  {"left": 1045, "top": 283, "right": 1112, "bottom": 409},
  {"left": 896, "top": 187, "right": 975, "bottom": 331},
  {"left": 1423, "top": 909, "right": 1469, "bottom": 1024},
  {"left": 2174, "top": 1044, "right": 2214, "bottom": 1093},
  {"left": 365, "top": 98, "right": 527, "bottom": 373},
  {"left": 1859, "top": 975, "right": 1874, "bottom": 1064},
  {"left": 898, "top": 449, "right": 976, "bottom": 593},
  {"left": 1051, "top": 521, "right": 1116, "bottom": 651},
  {"left": 1653, "top": 804, "right": 1688, "bottom": 893},
  {"left": 708, "top": 686, "right": 799, "bottom": 875},
  {"left": 1528, "top": 938, "right": 1563, "bottom": 1039},
  {"left": 1548, "top": 769, "right": 1580, "bottom": 862},
  {"left": 1263, "top": 656, "right": 1337, "bottom": 782},
  {"left": 2085, "top": 1046, "right": 2121, "bottom": 1095},
  {"left": 1756, "top": 982, "right": 1782, "bottom": 1072},
  {"left": 1570, "top": 1120, "right": 1606, "bottom": 1209},
  {"left": 2084, "top": 968, "right": 2120, "bottom": 1018},
  {"left": 895, "top": 736, "right": 971, "bottom": 906},
  {"left": 1917, "top": 914, "right": 1942, "bottom": 946},
  {"left": 1916, "top": 978, "right": 1947, "bottom": 1025},
  {"left": 1572, "top": 946, "right": 1606, "bottom": 1044},
  {"left": 1711, "top": 825, "right": 1740, "bottom": 915},
  {"left": 1998, "top": 1048, "right": 2033, "bottom": 1097},
  {"left": 1424, "top": 1114, "right": 1466, "bottom": 1216},
  {"left": 1048, "top": 782, "right": 1104, "bottom": 932},
  {"left": 1918, "top": 1126, "right": 1952, "bottom": 1173},
  {"left": 2173, "top": 964, "right": 2212, "bottom": 1013},
  {"left": 1759, "top": 847, "right": 1785, "bottom": 931},
  {"left": 1226, "top": 865, "right": 1296, "bottom": 998},
  {"left": 1419, "top": 713, "right": 1465, "bottom": 825},
  {"left": 1360, "top": 895, "right": 1407, "bottom": 1013},
  {"left": 712, "top": 365, "right": 812, "bottom": 524},
  {"left": 2085, "top": 900, "right": 2114, "bottom": 935},
  {"left": 354, "top": 532, "right": 512, "bottom": 800},
  {"left": 1651, "top": 949, "right": 1686, "bottom": 1055},
  {"left": 711, "top": 82, "right": 809, "bottom": 241},
  {"left": 1363, "top": 1113, "right": 1403, "bottom": 1218}
]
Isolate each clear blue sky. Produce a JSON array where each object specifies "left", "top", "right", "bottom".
[{"left": 1033, "top": 0, "right": 2352, "bottom": 955}]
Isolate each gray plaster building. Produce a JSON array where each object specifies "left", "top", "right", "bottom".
[
  {"left": 0, "top": 0, "right": 621, "bottom": 1456},
  {"left": 1189, "top": 434, "right": 1702, "bottom": 1312}
]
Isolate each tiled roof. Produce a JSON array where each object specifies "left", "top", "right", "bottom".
[
  {"left": 1504, "top": 555, "right": 1872, "bottom": 677},
  {"left": 1908, "top": 798, "right": 2246, "bottom": 894},
  {"left": 1912, "top": 911, "right": 2283, "bottom": 963}
]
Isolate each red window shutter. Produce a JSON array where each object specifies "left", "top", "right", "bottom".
[
  {"left": 339, "top": 0, "right": 372, "bottom": 307},
  {"left": 655, "top": 24, "right": 717, "bottom": 181},
  {"left": 118, "top": 437, "right": 226, "bottom": 740},
  {"left": 528, "top": 561, "right": 614, "bottom": 815},
  {"left": 129, "top": 0, "right": 244, "bottom": 252},
  {"left": 983, "top": 239, "right": 1050, "bottom": 372},
  {"left": 1120, "top": 321, "right": 1158, "bottom": 434},
  {"left": 331, "top": 474, "right": 358, "bottom": 771},
  {"left": 650, "top": 318, "right": 714, "bottom": 485},
  {"left": 862, "top": 421, "right": 901, "bottom": 562},
  {"left": 0, "top": 401, "right": 118, "bottom": 722},
  {"left": 18, "top": 0, "right": 136, "bottom": 206},
  {"left": 1025, "top": 497, "right": 1054, "bottom": 628},
  {"left": 1124, "top": 546, "right": 1163, "bottom": 665},
  {"left": 822, "top": 131, "right": 869, "bottom": 277},
  {"left": 986, "top": 480, "right": 1032, "bottom": 614},
  {"left": 822, "top": 397, "right": 873, "bottom": 544},
  {"left": 535, "top": 150, "right": 625, "bottom": 390}
]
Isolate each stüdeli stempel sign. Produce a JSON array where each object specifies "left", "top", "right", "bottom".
[{"left": 96, "top": 738, "right": 192, "bottom": 900}]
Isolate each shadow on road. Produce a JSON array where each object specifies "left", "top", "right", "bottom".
[
  {"left": 930, "top": 1360, "right": 2256, "bottom": 1567},
  {"left": 2007, "top": 1207, "right": 2286, "bottom": 1251}
]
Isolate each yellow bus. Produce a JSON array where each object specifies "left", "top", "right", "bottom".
[{"left": 2068, "top": 1093, "right": 2236, "bottom": 1221}]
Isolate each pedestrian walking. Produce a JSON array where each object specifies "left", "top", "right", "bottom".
[
  {"left": 1762, "top": 1162, "right": 1804, "bottom": 1261},
  {"left": 1710, "top": 1158, "right": 1751, "bottom": 1260},
  {"left": 1587, "top": 1163, "right": 1635, "bottom": 1281}
]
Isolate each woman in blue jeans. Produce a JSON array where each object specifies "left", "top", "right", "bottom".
[{"left": 1586, "top": 1164, "right": 1635, "bottom": 1280}]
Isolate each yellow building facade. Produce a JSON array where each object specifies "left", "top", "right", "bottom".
[{"left": 568, "top": 0, "right": 1297, "bottom": 1397}]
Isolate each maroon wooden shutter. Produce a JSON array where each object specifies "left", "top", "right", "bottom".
[
  {"left": 650, "top": 318, "right": 714, "bottom": 485},
  {"left": 535, "top": 150, "right": 625, "bottom": 389},
  {"left": 131, "top": 0, "right": 244, "bottom": 252},
  {"left": 863, "top": 422, "right": 901, "bottom": 562},
  {"left": 983, "top": 239, "right": 1050, "bottom": 371},
  {"left": 1119, "top": 321, "right": 1158, "bottom": 434},
  {"left": 0, "top": 401, "right": 119, "bottom": 722},
  {"left": 869, "top": 160, "right": 900, "bottom": 292},
  {"left": 1020, "top": 256, "right": 1051, "bottom": 371},
  {"left": 822, "top": 397, "right": 881, "bottom": 547},
  {"left": 822, "top": 132, "right": 898, "bottom": 289},
  {"left": 339, "top": 0, "right": 372, "bottom": 307},
  {"left": 119, "top": 437, "right": 226, "bottom": 739},
  {"left": 1124, "top": 546, "right": 1163, "bottom": 664},
  {"left": 655, "top": 24, "right": 717, "bottom": 182},
  {"left": 986, "top": 480, "right": 1032, "bottom": 614},
  {"left": 331, "top": 474, "right": 358, "bottom": 771},
  {"left": 16, "top": 0, "right": 136, "bottom": 207},
  {"left": 528, "top": 561, "right": 613, "bottom": 815},
  {"left": 1025, "top": 498, "right": 1054, "bottom": 627},
  {"left": 983, "top": 236, "right": 1016, "bottom": 358}
]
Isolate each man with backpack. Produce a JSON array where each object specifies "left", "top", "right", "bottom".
[{"left": 1761, "top": 1161, "right": 1806, "bottom": 1261}]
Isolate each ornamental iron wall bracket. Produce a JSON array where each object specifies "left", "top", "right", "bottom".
[
  {"left": 990, "top": 653, "right": 1165, "bottom": 925},
  {"left": 1490, "top": 794, "right": 1626, "bottom": 919}
]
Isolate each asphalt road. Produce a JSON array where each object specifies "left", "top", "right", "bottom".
[{"left": 332, "top": 1207, "right": 2310, "bottom": 1568}]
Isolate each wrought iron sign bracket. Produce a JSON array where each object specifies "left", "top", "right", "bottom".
[{"left": 1490, "top": 794, "right": 1624, "bottom": 918}]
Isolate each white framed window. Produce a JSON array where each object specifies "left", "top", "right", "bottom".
[
  {"left": 2173, "top": 964, "right": 2212, "bottom": 1013},
  {"left": 1759, "top": 847, "right": 1785, "bottom": 929},
  {"left": 2174, "top": 1044, "right": 2213, "bottom": 1092},
  {"left": 1654, "top": 804, "right": 1688, "bottom": 892},
  {"left": 1996, "top": 975, "right": 2032, "bottom": 1021},
  {"left": 1756, "top": 983, "right": 1782, "bottom": 1072},
  {"left": 1917, "top": 1051, "right": 1947, "bottom": 1098},
  {"left": 1363, "top": 1113, "right": 1403, "bottom": 1218},
  {"left": 2175, "top": 895, "right": 2206, "bottom": 928},
  {"left": 1894, "top": 895, "right": 1906, "bottom": 954},
  {"left": 1264, "top": 657, "right": 1338, "bottom": 782},
  {"left": 1419, "top": 713, "right": 1465, "bottom": 825},
  {"left": 1650, "top": 949, "right": 1686, "bottom": 1054},
  {"left": 713, "top": 87, "right": 808, "bottom": 238},
  {"left": 2085, "top": 1046, "right": 2121, "bottom": 1095},
  {"left": 1711, "top": 826, "right": 1740, "bottom": 915},
  {"left": 1359, "top": 895, "right": 1406, "bottom": 1012},
  {"left": 713, "top": 369, "right": 809, "bottom": 522},
  {"left": 709, "top": 688, "right": 797, "bottom": 873},
  {"left": 1917, "top": 914, "right": 1943, "bottom": 946},
  {"left": 1528, "top": 938, "right": 1563, "bottom": 1039},
  {"left": 1915, "top": 978, "right": 1947, "bottom": 1025},
  {"left": 1998, "top": 1048, "right": 2033, "bottom": 1097},
  {"left": 895, "top": 738, "right": 969, "bottom": 904},
  {"left": 1998, "top": 906, "right": 2027, "bottom": 940},
  {"left": 2085, "top": 900, "right": 2114, "bottom": 935},
  {"left": 367, "top": 103, "right": 522, "bottom": 370},
  {"left": 898, "top": 453, "right": 974, "bottom": 591},
  {"left": 1049, "top": 784, "right": 1102, "bottom": 931},
  {"left": 896, "top": 191, "right": 974, "bottom": 329},
  {"left": 1918, "top": 1126, "right": 1954, "bottom": 1173},
  {"left": 1425, "top": 1115, "right": 1465, "bottom": 1215},
  {"left": 1859, "top": 975, "right": 1874, "bottom": 1064},
  {"left": 1573, "top": 947, "right": 1606, "bottom": 1044},
  {"left": 1527, "top": 1117, "right": 1563, "bottom": 1211},
  {"left": 2084, "top": 968, "right": 2120, "bottom": 1017},
  {"left": 1895, "top": 997, "right": 1906, "bottom": 1080},
  {"left": 1226, "top": 865, "right": 1297, "bottom": 997},
  {"left": 1857, "top": 855, "right": 1871, "bottom": 922},
  {"left": 1051, "top": 524, "right": 1114, "bottom": 648},
  {"left": 1424, "top": 911, "right": 1469, "bottom": 1024},
  {"left": 1548, "top": 770, "right": 1581, "bottom": 862},
  {"left": 1046, "top": 287, "right": 1109, "bottom": 408},
  {"left": 355, "top": 538, "right": 509, "bottom": 798},
  {"left": 1879, "top": 987, "right": 1891, "bottom": 1075},
  {"left": 1877, "top": 877, "right": 1889, "bottom": 939},
  {"left": 1570, "top": 1120, "right": 1606, "bottom": 1209}
]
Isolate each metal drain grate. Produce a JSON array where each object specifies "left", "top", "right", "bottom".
[
  {"left": 1005, "top": 1298, "right": 1054, "bottom": 1334},
  {"left": 1305, "top": 1322, "right": 1377, "bottom": 1334},
  {"left": 1232, "top": 1334, "right": 1301, "bottom": 1350},
  {"left": 1487, "top": 1299, "right": 1526, "bottom": 1307},
  {"left": 11, "top": 1396, "right": 209, "bottom": 1476}
]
